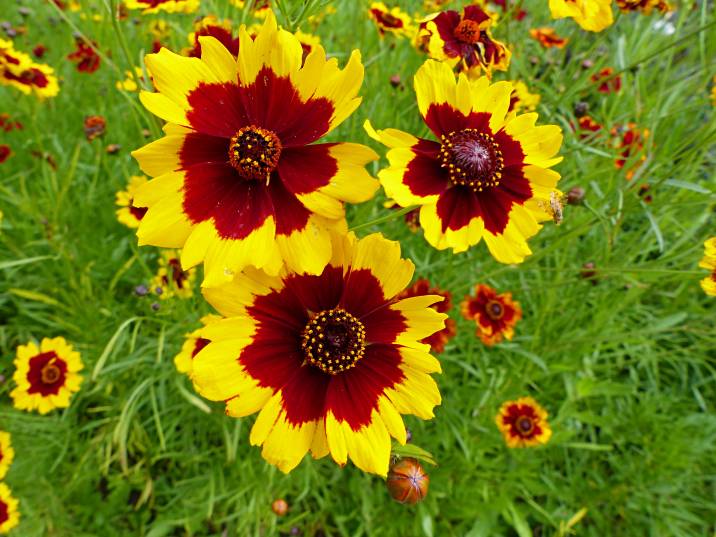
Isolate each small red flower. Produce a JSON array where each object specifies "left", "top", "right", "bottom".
[
  {"left": 398, "top": 279, "right": 456, "bottom": 353},
  {"left": 83, "top": 115, "right": 106, "bottom": 141},
  {"left": 67, "top": 38, "right": 101, "bottom": 74},
  {"left": 32, "top": 44, "right": 47, "bottom": 58},
  {"left": 591, "top": 67, "right": 621, "bottom": 93},
  {"left": 0, "top": 145, "right": 12, "bottom": 164},
  {"left": 529, "top": 27, "right": 568, "bottom": 48},
  {"left": 386, "top": 457, "right": 429, "bottom": 504},
  {"left": 496, "top": 397, "right": 552, "bottom": 448},
  {"left": 0, "top": 113, "right": 23, "bottom": 132},
  {"left": 611, "top": 122, "right": 649, "bottom": 179},
  {"left": 461, "top": 284, "right": 521, "bottom": 346}
]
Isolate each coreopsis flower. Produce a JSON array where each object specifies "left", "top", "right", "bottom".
[
  {"left": 549, "top": 0, "right": 613, "bottom": 32},
  {"left": 67, "top": 38, "right": 101, "bottom": 73},
  {"left": 0, "top": 39, "right": 58, "bottom": 98},
  {"left": 699, "top": 237, "right": 716, "bottom": 296},
  {"left": 33, "top": 44, "right": 47, "bottom": 58},
  {"left": 10, "top": 337, "right": 83, "bottom": 414},
  {"left": 0, "top": 113, "right": 23, "bottom": 132},
  {"left": 0, "top": 483, "right": 20, "bottom": 534},
  {"left": 83, "top": 115, "right": 106, "bottom": 141},
  {"left": 574, "top": 115, "right": 602, "bottom": 139},
  {"left": 116, "top": 67, "right": 147, "bottom": 92},
  {"left": 151, "top": 250, "right": 196, "bottom": 299},
  {"left": 508, "top": 80, "right": 540, "bottom": 113},
  {"left": 529, "top": 27, "right": 568, "bottom": 48},
  {"left": 125, "top": 0, "right": 199, "bottom": 14},
  {"left": 591, "top": 67, "right": 621, "bottom": 93},
  {"left": 366, "top": 60, "right": 563, "bottom": 263},
  {"left": 115, "top": 175, "right": 149, "bottom": 228},
  {"left": 461, "top": 284, "right": 521, "bottom": 345},
  {"left": 398, "top": 279, "right": 456, "bottom": 353},
  {"left": 386, "top": 457, "right": 429, "bottom": 504},
  {"left": 190, "top": 232, "right": 446, "bottom": 476},
  {"left": 0, "top": 431, "right": 14, "bottom": 480},
  {"left": 368, "top": 3, "right": 415, "bottom": 38},
  {"left": 424, "top": 0, "right": 452, "bottom": 10},
  {"left": 617, "top": 0, "right": 670, "bottom": 13},
  {"left": 425, "top": 5, "right": 510, "bottom": 77},
  {"left": 496, "top": 397, "right": 552, "bottom": 448},
  {"left": 611, "top": 123, "right": 648, "bottom": 179},
  {"left": 174, "top": 314, "right": 221, "bottom": 375},
  {"left": 0, "top": 145, "right": 11, "bottom": 164},
  {"left": 132, "top": 13, "right": 378, "bottom": 286},
  {"left": 186, "top": 16, "right": 240, "bottom": 58}
]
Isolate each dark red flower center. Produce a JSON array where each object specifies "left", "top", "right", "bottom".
[
  {"left": 439, "top": 129, "right": 504, "bottom": 192},
  {"left": 301, "top": 308, "right": 366, "bottom": 375},
  {"left": 27, "top": 351, "right": 67, "bottom": 396},
  {"left": 516, "top": 416, "right": 534, "bottom": 436},
  {"left": 41, "top": 362, "right": 61, "bottom": 384},
  {"left": 454, "top": 19, "right": 482, "bottom": 44},
  {"left": 0, "top": 500, "right": 7, "bottom": 525},
  {"left": 486, "top": 299, "right": 504, "bottom": 320},
  {"left": 229, "top": 125, "right": 282, "bottom": 182}
]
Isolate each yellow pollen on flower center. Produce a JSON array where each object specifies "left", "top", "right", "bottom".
[
  {"left": 454, "top": 19, "right": 482, "bottom": 44},
  {"left": 41, "top": 362, "right": 61, "bottom": 384},
  {"left": 439, "top": 129, "right": 504, "bottom": 192},
  {"left": 301, "top": 308, "right": 367, "bottom": 376},
  {"left": 229, "top": 125, "right": 282, "bottom": 183},
  {"left": 486, "top": 299, "right": 504, "bottom": 320},
  {"left": 516, "top": 416, "right": 534, "bottom": 436}
]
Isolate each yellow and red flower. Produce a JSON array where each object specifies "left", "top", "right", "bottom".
[
  {"left": 186, "top": 16, "right": 240, "bottom": 58},
  {"left": 150, "top": 249, "right": 197, "bottom": 299},
  {"left": 115, "top": 175, "right": 149, "bottom": 228},
  {"left": 83, "top": 115, "right": 106, "bottom": 141},
  {"left": 367, "top": 61, "right": 563, "bottom": 263},
  {"left": 10, "top": 337, "right": 83, "bottom": 415},
  {"left": 67, "top": 38, "right": 101, "bottom": 74},
  {"left": 611, "top": 122, "right": 648, "bottom": 179},
  {"left": 549, "top": 0, "right": 613, "bottom": 32},
  {"left": 496, "top": 396, "right": 552, "bottom": 448},
  {"left": 424, "top": 5, "right": 510, "bottom": 77},
  {"left": 368, "top": 3, "right": 415, "bottom": 38},
  {"left": 461, "top": 284, "right": 521, "bottom": 345},
  {"left": 574, "top": 115, "right": 602, "bottom": 139},
  {"left": 132, "top": 13, "right": 378, "bottom": 287},
  {"left": 529, "top": 27, "right": 568, "bottom": 48},
  {"left": 0, "top": 113, "right": 23, "bottom": 132},
  {"left": 124, "top": 0, "right": 198, "bottom": 14},
  {"left": 190, "top": 232, "right": 446, "bottom": 476},
  {"left": 0, "top": 39, "right": 59, "bottom": 99},
  {"left": 398, "top": 279, "right": 456, "bottom": 353},
  {"left": 116, "top": 67, "right": 148, "bottom": 92},
  {"left": 231, "top": 0, "right": 272, "bottom": 17},
  {"left": 508, "top": 80, "right": 540, "bottom": 114},
  {"left": 0, "top": 431, "right": 13, "bottom": 480},
  {"left": 591, "top": 67, "right": 622, "bottom": 93},
  {"left": 699, "top": 237, "right": 716, "bottom": 296},
  {"left": 0, "top": 483, "right": 20, "bottom": 535},
  {"left": 616, "top": 0, "right": 670, "bottom": 13},
  {"left": 174, "top": 314, "right": 222, "bottom": 376}
]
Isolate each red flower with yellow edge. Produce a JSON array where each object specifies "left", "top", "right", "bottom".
[
  {"left": 125, "top": 0, "right": 198, "bottom": 14},
  {"left": 67, "top": 38, "right": 101, "bottom": 74},
  {"left": 0, "top": 39, "right": 59, "bottom": 98},
  {"left": 10, "top": 337, "right": 83, "bottom": 415},
  {"left": 0, "top": 431, "right": 14, "bottom": 480},
  {"left": 529, "top": 27, "right": 568, "bottom": 48},
  {"left": 116, "top": 67, "right": 148, "bottom": 93},
  {"left": 151, "top": 249, "right": 197, "bottom": 300},
  {"left": 575, "top": 115, "right": 602, "bottom": 139},
  {"left": 425, "top": 5, "right": 510, "bottom": 77},
  {"left": 174, "top": 314, "right": 222, "bottom": 376},
  {"left": 617, "top": 0, "right": 670, "bottom": 13},
  {"left": 0, "top": 483, "right": 20, "bottom": 535},
  {"left": 508, "top": 80, "right": 540, "bottom": 114},
  {"left": 699, "top": 237, "right": 716, "bottom": 297},
  {"left": 496, "top": 396, "right": 552, "bottom": 448},
  {"left": 190, "top": 232, "right": 446, "bottom": 476},
  {"left": 368, "top": 2, "right": 415, "bottom": 39},
  {"left": 0, "top": 145, "right": 11, "bottom": 164},
  {"left": 398, "top": 279, "right": 456, "bottom": 354},
  {"left": 549, "top": 0, "right": 613, "bottom": 32},
  {"left": 591, "top": 67, "right": 621, "bottom": 93},
  {"left": 131, "top": 13, "right": 378, "bottom": 287},
  {"left": 186, "top": 16, "right": 240, "bottom": 58},
  {"left": 366, "top": 60, "right": 563, "bottom": 264},
  {"left": 611, "top": 122, "right": 648, "bottom": 179},
  {"left": 461, "top": 284, "right": 521, "bottom": 346},
  {"left": 115, "top": 175, "right": 149, "bottom": 228}
]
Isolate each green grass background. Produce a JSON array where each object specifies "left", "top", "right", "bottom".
[{"left": 1, "top": 0, "right": 715, "bottom": 535}]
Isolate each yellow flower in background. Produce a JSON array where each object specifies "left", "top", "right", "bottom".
[
  {"left": 10, "top": 337, "right": 83, "bottom": 415},
  {"left": 496, "top": 397, "right": 552, "bottom": 448},
  {"left": 0, "top": 39, "right": 59, "bottom": 99},
  {"left": 131, "top": 13, "right": 378, "bottom": 287},
  {"left": 508, "top": 80, "right": 541, "bottom": 114},
  {"left": 0, "top": 431, "right": 14, "bottom": 480},
  {"left": 367, "top": 60, "right": 563, "bottom": 264},
  {"left": 116, "top": 67, "right": 147, "bottom": 92},
  {"left": 191, "top": 232, "right": 446, "bottom": 476},
  {"left": 616, "top": 0, "right": 670, "bottom": 13},
  {"left": 0, "top": 483, "right": 20, "bottom": 534},
  {"left": 699, "top": 237, "right": 716, "bottom": 296},
  {"left": 231, "top": 0, "right": 271, "bottom": 17},
  {"left": 368, "top": 3, "right": 416, "bottom": 38},
  {"left": 124, "top": 0, "right": 199, "bottom": 14},
  {"left": 115, "top": 175, "right": 149, "bottom": 229},
  {"left": 174, "top": 314, "right": 222, "bottom": 376},
  {"left": 150, "top": 250, "right": 197, "bottom": 300},
  {"left": 148, "top": 20, "right": 171, "bottom": 40},
  {"left": 549, "top": 0, "right": 613, "bottom": 32}
]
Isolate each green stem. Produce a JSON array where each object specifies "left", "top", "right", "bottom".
[{"left": 349, "top": 206, "right": 418, "bottom": 232}]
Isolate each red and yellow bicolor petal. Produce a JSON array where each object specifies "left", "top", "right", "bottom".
[
  {"left": 174, "top": 314, "right": 222, "bottom": 376},
  {"left": 115, "top": 175, "right": 149, "bottom": 229},
  {"left": 124, "top": 0, "right": 199, "bottom": 14},
  {"left": 368, "top": 2, "right": 416, "bottom": 39},
  {"left": 190, "top": 233, "right": 443, "bottom": 476},
  {"left": 10, "top": 337, "right": 83, "bottom": 415},
  {"left": 151, "top": 249, "right": 197, "bottom": 300},
  {"left": 0, "top": 483, "right": 20, "bottom": 534},
  {"left": 0, "top": 431, "right": 14, "bottom": 480},
  {"left": 549, "top": 0, "right": 613, "bottom": 31},
  {"left": 495, "top": 396, "right": 552, "bottom": 448},
  {"left": 699, "top": 237, "right": 716, "bottom": 296}
]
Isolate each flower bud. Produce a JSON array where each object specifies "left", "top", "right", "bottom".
[{"left": 386, "top": 457, "right": 429, "bottom": 505}]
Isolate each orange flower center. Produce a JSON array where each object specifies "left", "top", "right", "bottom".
[
  {"left": 516, "top": 416, "right": 534, "bottom": 436},
  {"left": 439, "top": 129, "right": 503, "bottom": 192},
  {"left": 229, "top": 125, "right": 282, "bottom": 183},
  {"left": 485, "top": 299, "right": 504, "bottom": 320},
  {"left": 41, "top": 362, "right": 61, "bottom": 384},
  {"left": 301, "top": 308, "right": 366, "bottom": 375},
  {"left": 453, "top": 19, "right": 482, "bottom": 44}
]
